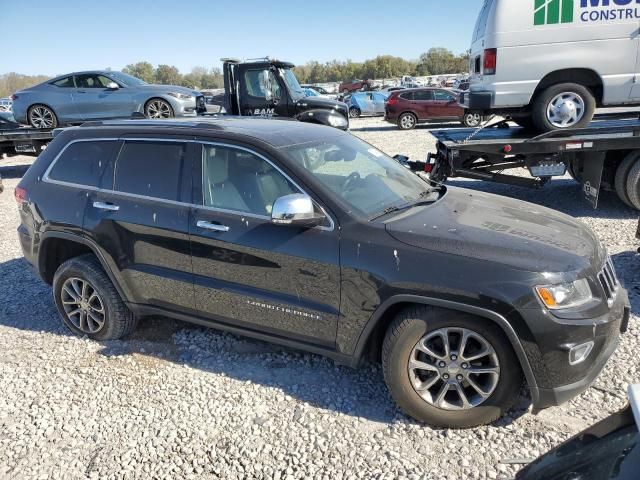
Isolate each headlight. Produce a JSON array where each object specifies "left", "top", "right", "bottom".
[
  {"left": 326, "top": 114, "right": 348, "bottom": 129},
  {"left": 535, "top": 279, "right": 593, "bottom": 310},
  {"left": 167, "top": 92, "right": 192, "bottom": 100}
]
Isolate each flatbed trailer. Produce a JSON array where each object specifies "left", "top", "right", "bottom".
[
  {"left": 0, "top": 118, "right": 53, "bottom": 157},
  {"left": 427, "top": 113, "right": 640, "bottom": 210}
]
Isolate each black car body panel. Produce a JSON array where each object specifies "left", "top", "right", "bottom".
[{"left": 16, "top": 118, "right": 630, "bottom": 412}]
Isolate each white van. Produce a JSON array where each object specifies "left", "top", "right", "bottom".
[{"left": 462, "top": 0, "right": 640, "bottom": 131}]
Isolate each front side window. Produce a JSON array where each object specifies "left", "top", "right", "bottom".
[
  {"left": 47, "top": 140, "right": 118, "bottom": 187},
  {"left": 114, "top": 141, "right": 186, "bottom": 201},
  {"left": 433, "top": 90, "right": 456, "bottom": 102},
  {"left": 283, "top": 135, "right": 429, "bottom": 219},
  {"left": 52, "top": 76, "right": 75, "bottom": 88},
  {"left": 202, "top": 145, "right": 298, "bottom": 216},
  {"left": 244, "top": 69, "right": 281, "bottom": 100},
  {"left": 75, "top": 74, "right": 112, "bottom": 89}
]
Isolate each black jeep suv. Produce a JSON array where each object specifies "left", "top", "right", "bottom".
[{"left": 16, "top": 118, "right": 630, "bottom": 428}]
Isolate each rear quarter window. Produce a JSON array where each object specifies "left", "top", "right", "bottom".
[
  {"left": 473, "top": 0, "right": 494, "bottom": 42},
  {"left": 47, "top": 140, "right": 118, "bottom": 187},
  {"left": 399, "top": 92, "right": 414, "bottom": 101},
  {"left": 114, "top": 141, "right": 187, "bottom": 201}
]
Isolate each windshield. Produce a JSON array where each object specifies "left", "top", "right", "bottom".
[
  {"left": 108, "top": 72, "right": 148, "bottom": 87},
  {"left": 283, "top": 135, "right": 431, "bottom": 219},
  {"left": 280, "top": 68, "right": 306, "bottom": 101}
]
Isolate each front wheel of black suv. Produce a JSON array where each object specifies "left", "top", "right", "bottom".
[
  {"left": 53, "top": 254, "right": 138, "bottom": 341},
  {"left": 382, "top": 306, "right": 522, "bottom": 428}
]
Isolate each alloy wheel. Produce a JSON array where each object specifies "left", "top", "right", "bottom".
[
  {"left": 400, "top": 114, "right": 416, "bottom": 129},
  {"left": 60, "top": 277, "right": 105, "bottom": 334},
  {"left": 464, "top": 113, "right": 482, "bottom": 127},
  {"left": 146, "top": 100, "right": 172, "bottom": 119},
  {"left": 29, "top": 106, "right": 55, "bottom": 128},
  {"left": 407, "top": 327, "right": 500, "bottom": 410},
  {"left": 546, "top": 92, "right": 585, "bottom": 128}
]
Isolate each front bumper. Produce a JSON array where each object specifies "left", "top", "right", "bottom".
[{"left": 526, "top": 288, "right": 630, "bottom": 410}]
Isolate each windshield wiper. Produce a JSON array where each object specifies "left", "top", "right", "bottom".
[{"left": 369, "top": 189, "right": 442, "bottom": 221}]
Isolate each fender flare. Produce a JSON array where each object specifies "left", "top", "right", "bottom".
[
  {"left": 352, "top": 294, "right": 540, "bottom": 404},
  {"left": 296, "top": 109, "right": 349, "bottom": 130},
  {"left": 39, "top": 231, "right": 128, "bottom": 302}
]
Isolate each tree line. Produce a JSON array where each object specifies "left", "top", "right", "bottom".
[{"left": 0, "top": 48, "right": 469, "bottom": 97}]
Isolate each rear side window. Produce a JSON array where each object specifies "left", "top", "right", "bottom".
[
  {"left": 413, "top": 91, "right": 434, "bottom": 101},
  {"left": 47, "top": 140, "right": 118, "bottom": 187},
  {"left": 114, "top": 141, "right": 186, "bottom": 201},
  {"left": 51, "top": 76, "right": 75, "bottom": 88}
]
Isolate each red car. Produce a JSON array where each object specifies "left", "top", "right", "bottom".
[
  {"left": 384, "top": 88, "right": 482, "bottom": 130},
  {"left": 338, "top": 79, "right": 373, "bottom": 94}
]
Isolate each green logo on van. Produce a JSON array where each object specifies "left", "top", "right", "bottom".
[{"left": 534, "top": 0, "right": 574, "bottom": 25}]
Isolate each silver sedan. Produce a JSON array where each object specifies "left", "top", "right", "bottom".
[{"left": 11, "top": 71, "right": 205, "bottom": 128}]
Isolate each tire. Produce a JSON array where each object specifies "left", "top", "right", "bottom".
[
  {"left": 462, "top": 111, "right": 482, "bottom": 128},
  {"left": 615, "top": 151, "right": 639, "bottom": 208},
  {"left": 28, "top": 104, "right": 58, "bottom": 129},
  {"left": 349, "top": 107, "right": 361, "bottom": 118},
  {"left": 567, "top": 159, "right": 583, "bottom": 183},
  {"left": 53, "top": 254, "right": 138, "bottom": 340},
  {"left": 532, "top": 83, "right": 596, "bottom": 132},
  {"left": 625, "top": 155, "right": 640, "bottom": 210},
  {"left": 398, "top": 112, "right": 417, "bottom": 130},
  {"left": 382, "top": 306, "right": 522, "bottom": 428},
  {"left": 145, "top": 98, "right": 174, "bottom": 119}
]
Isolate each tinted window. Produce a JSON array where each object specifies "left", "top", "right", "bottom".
[
  {"left": 48, "top": 140, "right": 117, "bottom": 187},
  {"left": 399, "top": 92, "right": 414, "bottom": 101},
  {"left": 115, "top": 141, "right": 186, "bottom": 201},
  {"left": 202, "top": 145, "right": 298, "bottom": 216},
  {"left": 413, "top": 90, "right": 434, "bottom": 101},
  {"left": 433, "top": 90, "right": 456, "bottom": 101},
  {"left": 52, "top": 76, "right": 75, "bottom": 88}
]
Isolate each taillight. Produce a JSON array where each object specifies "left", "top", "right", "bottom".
[
  {"left": 10, "top": 94, "right": 17, "bottom": 101},
  {"left": 14, "top": 186, "right": 28, "bottom": 204},
  {"left": 387, "top": 97, "right": 398, "bottom": 106},
  {"left": 483, "top": 49, "right": 497, "bottom": 75}
]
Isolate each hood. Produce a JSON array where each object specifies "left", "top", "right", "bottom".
[
  {"left": 384, "top": 187, "right": 604, "bottom": 274},
  {"left": 298, "top": 96, "right": 348, "bottom": 117},
  {"left": 140, "top": 84, "right": 201, "bottom": 96}
]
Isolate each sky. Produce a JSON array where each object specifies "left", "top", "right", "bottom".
[{"left": 2, "top": 0, "right": 483, "bottom": 76}]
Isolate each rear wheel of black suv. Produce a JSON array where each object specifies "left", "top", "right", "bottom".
[
  {"left": 382, "top": 306, "right": 522, "bottom": 428},
  {"left": 53, "top": 254, "right": 138, "bottom": 340}
]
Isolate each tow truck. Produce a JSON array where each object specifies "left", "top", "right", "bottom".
[
  {"left": 423, "top": 112, "right": 640, "bottom": 210},
  {"left": 212, "top": 57, "right": 349, "bottom": 129}
]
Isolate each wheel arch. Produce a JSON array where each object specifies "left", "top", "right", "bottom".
[
  {"left": 352, "top": 295, "right": 539, "bottom": 403},
  {"left": 38, "top": 232, "right": 128, "bottom": 301},
  {"left": 531, "top": 68, "right": 604, "bottom": 106}
]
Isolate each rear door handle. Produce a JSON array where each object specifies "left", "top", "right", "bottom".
[
  {"left": 93, "top": 201, "right": 119, "bottom": 211},
  {"left": 196, "top": 220, "right": 230, "bottom": 232}
]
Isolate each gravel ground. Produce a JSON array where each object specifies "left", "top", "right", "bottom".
[{"left": 1, "top": 117, "right": 639, "bottom": 480}]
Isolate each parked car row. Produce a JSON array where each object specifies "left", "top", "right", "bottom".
[{"left": 10, "top": 70, "right": 206, "bottom": 128}]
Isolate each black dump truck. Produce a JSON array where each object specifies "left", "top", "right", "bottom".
[
  {"left": 423, "top": 113, "right": 640, "bottom": 210},
  {"left": 213, "top": 57, "right": 349, "bottom": 130}
]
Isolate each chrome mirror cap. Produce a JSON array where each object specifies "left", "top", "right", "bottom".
[
  {"left": 271, "top": 194, "right": 325, "bottom": 227},
  {"left": 106, "top": 82, "right": 119, "bottom": 90}
]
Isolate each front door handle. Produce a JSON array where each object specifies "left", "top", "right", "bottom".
[
  {"left": 93, "top": 201, "right": 119, "bottom": 211},
  {"left": 196, "top": 220, "right": 230, "bottom": 232}
]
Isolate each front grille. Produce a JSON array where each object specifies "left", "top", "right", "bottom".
[{"left": 598, "top": 257, "right": 619, "bottom": 305}]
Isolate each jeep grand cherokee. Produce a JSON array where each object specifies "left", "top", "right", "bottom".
[{"left": 15, "top": 118, "right": 630, "bottom": 428}]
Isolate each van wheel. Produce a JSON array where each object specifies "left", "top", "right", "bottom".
[
  {"left": 625, "top": 156, "right": 640, "bottom": 210},
  {"left": 532, "top": 83, "right": 595, "bottom": 132},
  {"left": 53, "top": 254, "right": 138, "bottom": 340},
  {"left": 462, "top": 112, "right": 482, "bottom": 128},
  {"left": 615, "top": 151, "right": 639, "bottom": 208},
  {"left": 381, "top": 306, "right": 522, "bottom": 428},
  {"left": 398, "top": 113, "right": 417, "bottom": 130}
]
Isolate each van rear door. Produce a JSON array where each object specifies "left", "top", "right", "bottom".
[{"left": 469, "top": 0, "right": 496, "bottom": 80}]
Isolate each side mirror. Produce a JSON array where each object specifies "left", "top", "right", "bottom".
[
  {"left": 106, "top": 82, "right": 119, "bottom": 90},
  {"left": 271, "top": 194, "right": 325, "bottom": 228}
]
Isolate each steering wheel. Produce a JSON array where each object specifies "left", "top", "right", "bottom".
[{"left": 343, "top": 172, "right": 362, "bottom": 193}]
